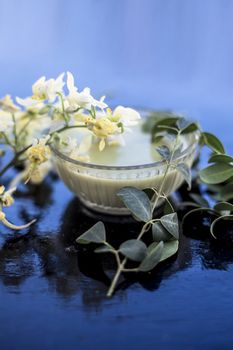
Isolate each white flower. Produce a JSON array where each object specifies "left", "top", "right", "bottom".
[
  {"left": 0, "top": 95, "right": 20, "bottom": 112},
  {"left": 0, "top": 185, "right": 16, "bottom": 207},
  {"left": 41, "top": 74, "right": 64, "bottom": 102},
  {"left": 111, "top": 106, "right": 141, "bottom": 127},
  {"left": 93, "top": 95, "right": 107, "bottom": 110},
  {"left": 27, "top": 136, "right": 51, "bottom": 165},
  {"left": 65, "top": 72, "right": 107, "bottom": 111},
  {"left": 16, "top": 96, "right": 42, "bottom": 107},
  {"left": 89, "top": 106, "right": 141, "bottom": 150},
  {"left": 16, "top": 73, "right": 65, "bottom": 107},
  {"left": 55, "top": 135, "right": 78, "bottom": 154}
]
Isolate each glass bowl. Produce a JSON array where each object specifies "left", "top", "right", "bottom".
[{"left": 50, "top": 129, "right": 200, "bottom": 215}]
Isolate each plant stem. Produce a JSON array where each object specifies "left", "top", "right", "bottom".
[
  {"left": 152, "top": 131, "right": 181, "bottom": 213},
  {"left": 107, "top": 221, "right": 151, "bottom": 297},
  {"left": 107, "top": 132, "right": 181, "bottom": 297},
  {"left": 0, "top": 145, "right": 31, "bottom": 177},
  {"left": 49, "top": 124, "right": 86, "bottom": 138},
  {"left": 2, "top": 133, "right": 14, "bottom": 149},
  {"left": 57, "top": 92, "right": 69, "bottom": 125},
  {"left": 12, "top": 113, "right": 18, "bottom": 148},
  {"left": 0, "top": 124, "right": 87, "bottom": 177},
  {"left": 107, "top": 260, "right": 126, "bottom": 297}
]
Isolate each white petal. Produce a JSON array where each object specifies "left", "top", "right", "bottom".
[
  {"left": 16, "top": 97, "right": 41, "bottom": 107},
  {"left": 33, "top": 76, "right": 46, "bottom": 88},
  {"left": 67, "top": 71, "right": 77, "bottom": 93}
]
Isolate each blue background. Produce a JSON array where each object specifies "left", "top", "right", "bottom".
[{"left": 0, "top": 0, "right": 233, "bottom": 126}]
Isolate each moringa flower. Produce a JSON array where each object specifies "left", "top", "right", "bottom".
[
  {"left": 108, "top": 106, "right": 141, "bottom": 127},
  {"left": 32, "top": 74, "right": 65, "bottom": 102},
  {"left": 26, "top": 137, "right": 51, "bottom": 183},
  {"left": 66, "top": 71, "right": 107, "bottom": 111},
  {"left": 92, "top": 118, "right": 119, "bottom": 138},
  {"left": 0, "top": 185, "right": 15, "bottom": 207},
  {"left": 85, "top": 117, "right": 120, "bottom": 151},
  {"left": 16, "top": 73, "right": 65, "bottom": 107},
  {"left": 0, "top": 95, "right": 20, "bottom": 113},
  {"left": 84, "top": 106, "right": 141, "bottom": 150},
  {"left": 27, "top": 137, "right": 51, "bottom": 165}
]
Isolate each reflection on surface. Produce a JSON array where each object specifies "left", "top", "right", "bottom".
[
  {"left": 0, "top": 184, "right": 189, "bottom": 310},
  {"left": 0, "top": 179, "right": 233, "bottom": 311}
]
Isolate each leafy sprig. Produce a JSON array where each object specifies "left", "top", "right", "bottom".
[
  {"left": 76, "top": 117, "right": 197, "bottom": 296},
  {"left": 76, "top": 113, "right": 233, "bottom": 296}
]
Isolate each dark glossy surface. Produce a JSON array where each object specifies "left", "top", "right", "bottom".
[{"left": 1, "top": 158, "right": 233, "bottom": 350}]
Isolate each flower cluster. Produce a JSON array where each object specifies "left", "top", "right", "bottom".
[
  {"left": 0, "top": 71, "right": 141, "bottom": 230},
  {"left": 0, "top": 72, "right": 141, "bottom": 182}
]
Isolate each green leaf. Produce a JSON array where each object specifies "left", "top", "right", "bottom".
[
  {"left": 180, "top": 123, "right": 199, "bottom": 134},
  {"left": 160, "top": 240, "right": 179, "bottom": 262},
  {"left": 119, "top": 239, "right": 147, "bottom": 262},
  {"left": 208, "top": 154, "right": 233, "bottom": 163},
  {"left": 219, "top": 183, "right": 233, "bottom": 201},
  {"left": 117, "top": 187, "right": 152, "bottom": 222},
  {"left": 156, "top": 145, "right": 171, "bottom": 160},
  {"left": 138, "top": 241, "right": 164, "bottom": 272},
  {"left": 202, "top": 132, "right": 225, "bottom": 154},
  {"left": 199, "top": 163, "right": 233, "bottom": 184},
  {"left": 76, "top": 221, "right": 106, "bottom": 244},
  {"left": 152, "top": 134, "right": 164, "bottom": 143},
  {"left": 177, "top": 118, "right": 199, "bottom": 134},
  {"left": 213, "top": 202, "right": 233, "bottom": 215},
  {"left": 142, "top": 113, "right": 178, "bottom": 133},
  {"left": 156, "top": 116, "right": 179, "bottom": 126},
  {"left": 160, "top": 213, "right": 179, "bottom": 239},
  {"left": 152, "top": 222, "right": 172, "bottom": 242},
  {"left": 210, "top": 215, "right": 233, "bottom": 239},
  {"left": 189, "top": 193, "right": 209, "bottom": 207},
  {"left": 176, "top": 163, "right": 192, "bottom": 189},
  {"left": 95, "top": 244, "right": 114, "bottom": 253}
]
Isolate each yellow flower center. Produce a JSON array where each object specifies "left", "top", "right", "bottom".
[
  {"left": 92, "top": 118, "right": 118, "bottom": 138},
  {"left": 27, "top": 144, "right": 50, "bottom": 165}
]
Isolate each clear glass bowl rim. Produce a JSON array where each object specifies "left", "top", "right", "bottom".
[{"left": 50, "top": 130, "right": 200, "bottom": 171}]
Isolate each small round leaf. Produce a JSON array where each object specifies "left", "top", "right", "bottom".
[
  {"left": 76, "top": 221, "right": 106, "bottom": 244},
  {"left": 202, "top": 132, "right": 225, "bottom": 154},
  {"left": 160, "top": 213, "right": 179, "bottom": 239},
  {"left": 152, "top": 222, "right": 172, "bottom": 242},
  {"left": 138, "top": 241, "right": 164, "bottom": 272},
  {"left": 160, "top": 240, "right": 179, "bottom": 262},
  {"left": 199, "top": 163, "right": 233, "bottom": 184},
  {"left": 117, "top": 187, "right": 152, "bottom": 222},
  {"left": 119, "top": 239, "right": 147, "bottom": 262}
]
